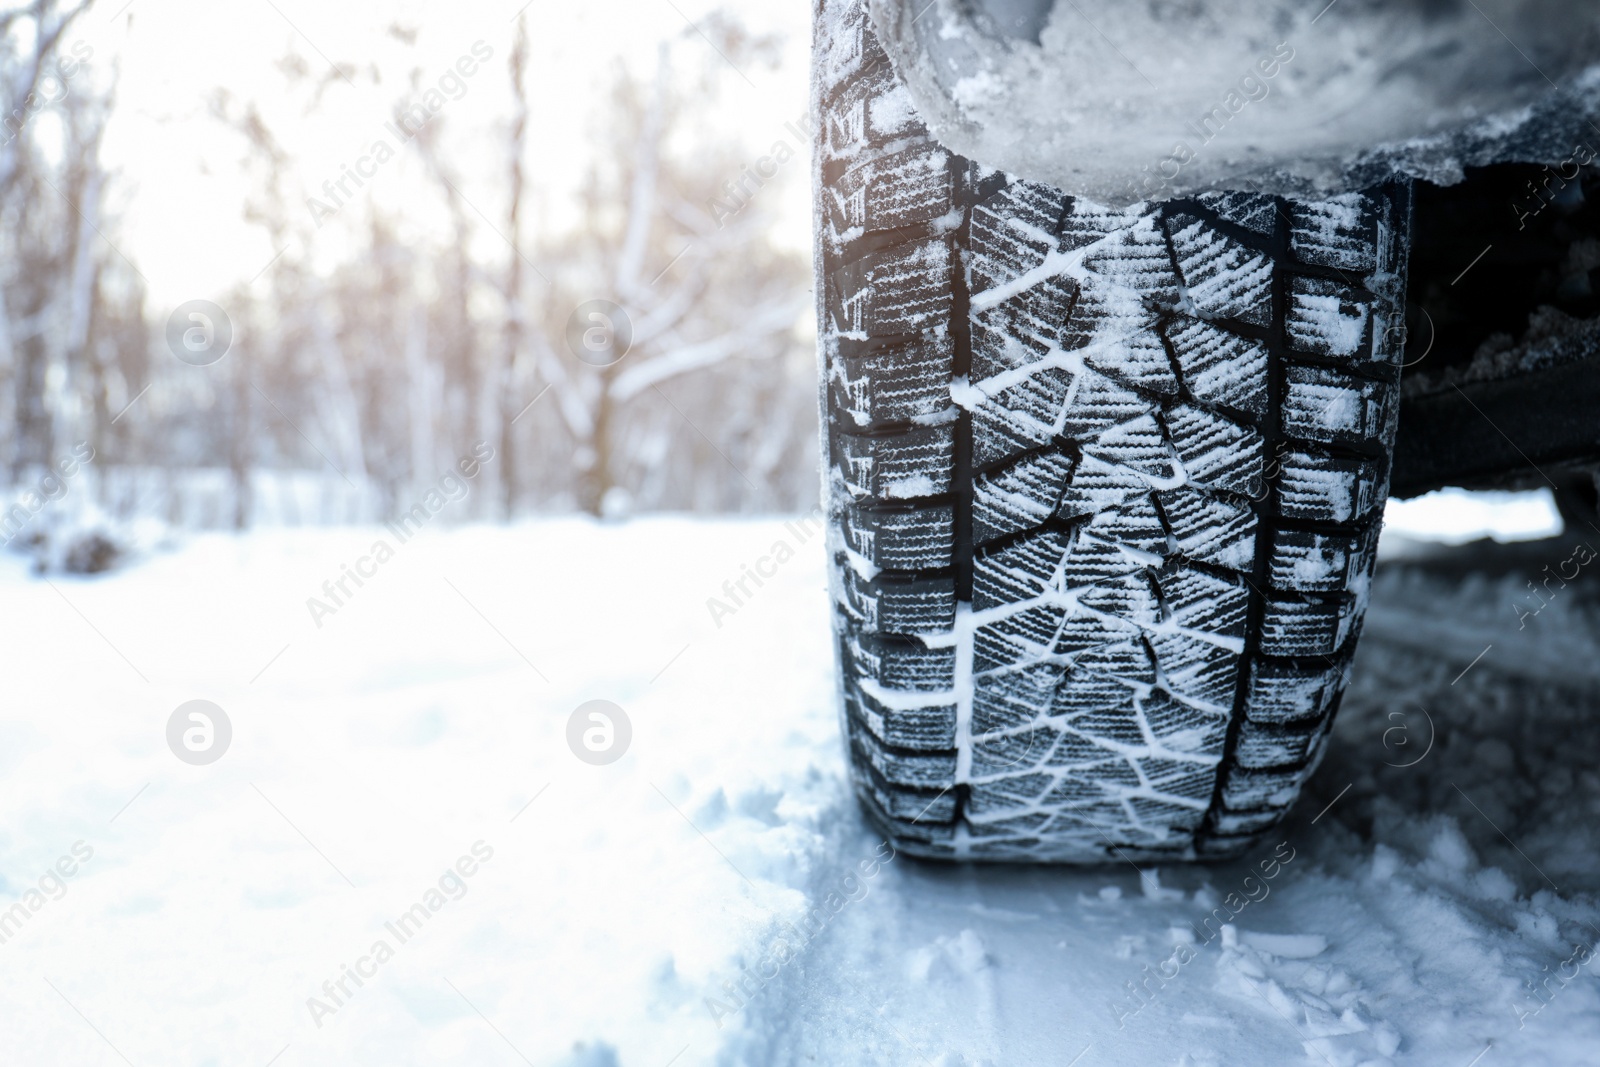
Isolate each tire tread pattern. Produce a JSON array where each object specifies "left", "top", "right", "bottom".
[{"left": 815, "top": 0, "right": 1409, "bottom": 862}]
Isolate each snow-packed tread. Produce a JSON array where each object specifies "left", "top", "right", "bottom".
[{"left": 815, "top": 0, "right": 1409, "bottom": 863}]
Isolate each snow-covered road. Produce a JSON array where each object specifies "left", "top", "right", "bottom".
[{"left": 2, "top": 519, "right": 1597, "bottom": 1066}]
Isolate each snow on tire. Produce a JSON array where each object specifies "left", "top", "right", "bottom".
[{"left": 815, "top": 0, "right": 1411, "bottom": 863}]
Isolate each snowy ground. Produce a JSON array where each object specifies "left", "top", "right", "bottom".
[{"left": 2, "top": 516, "right": 1598, "bottom": 1066}]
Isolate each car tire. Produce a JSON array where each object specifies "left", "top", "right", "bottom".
[{"left": 815, "top": 0, "right": 1412, "bottom": 862}]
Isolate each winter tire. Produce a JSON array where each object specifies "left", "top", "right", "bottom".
[{"left": 815, "top": 0, "right": 1411, "bottom": 862}]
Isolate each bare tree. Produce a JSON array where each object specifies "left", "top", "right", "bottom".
[
  {"left": 526, "top": 31, "right": 810, "bottom": 515},
  {"left": 3, "top": 7, "right": 819, "bottom": 540},
  {"left": 499, "top": 14, "right": 530, "bottom": 516},
  {"left": 1, "top": 0, "right": 97, "bottom": 482}
]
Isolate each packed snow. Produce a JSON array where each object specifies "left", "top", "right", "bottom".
[
  {"left": 2, "top": 517, "right": 1598, "bottom": 1065},
  {"left": 868, "top": 0, "right": 1600, "bottom": 205}
]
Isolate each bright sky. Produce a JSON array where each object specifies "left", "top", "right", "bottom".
[{"left": 70, "top": 0, "right": 812, "bottom": 310}]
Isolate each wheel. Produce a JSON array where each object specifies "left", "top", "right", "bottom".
[{"left": 815, "top": 0, "right": 1412, "bottom": 862}]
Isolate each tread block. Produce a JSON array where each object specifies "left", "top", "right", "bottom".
[
  {"left": 1078, "top": 322, "right": 1177, "bottom": 397},
  {"left": 1077, "top": 210, "right": 1181, "bottom": 310},
  {"left": 1157, "top": 486, "right": 1258, "bottom": 572},
  {"left": 1058, "top": 201, "right": 1146, "bottom": 253},
  {"left": 1138, "top": 692, "right": 1228, "bottom": 755},
  {"left": 1045, "top": 726, "right": 1125, "bottom": 768},
  {"left": 1164, "top": 316, "right": 1268, "bottom": 416},
  {"left": 1059, "top": 214, "right": 1181, "bottom": 394},
  {"left": 1071, "top": 637, "right": 1157, "bottom": 680},
  {"left": 1219, "top": 765, "right": 1312, "bottom": 810},
  {"left": 1287, "top": 276, "right": 1371, "bottom": 359},
  {"left": 830, "top": 333, "right": 953, "bottom": 427},
  {"left": 965, "top": 811, "right": 1052, "bottom": 837},
  {"left": 837, "top": 423, "right": 955, "bottom": 501},
  {"left": 1127, "top": 796, "right": 1209, "bottom": 832},
  {"left": 851, "top": 727, "right": 957, "bottom": 788},
  {"left": 1082, "top": 413, "right": 1179, "bottom": 482},
  {"left": 1289, "top": 194, "right": 1377, "bottom": 271},
  {"left": 1054, "top": 668, "right": 1145, "bottom": 716},
  {"left": 974, "top": 605, "right": 1069, "bottom": 670},
  {"left": 971, "top": 275, "right": 1078, "bottom": 363},
  {"left": 1234, "top": 719, "right": 1320, "bottom": 769},
  {"left": 1259, "top": 593, "right": 1354, "bottom": 657},
  {"left": 1044, "top": 763, "right": 1139, "bottom": 800},
  {"left": 1157, "top": 565, "right": 1249, "bottom": 638},
  {"left": 967, "top": 773, "right": 1056, "bottom": 815},
  {"left": 971, "top": 726, "right": 1058, "bottom": 777},
  {"left": 1061, "top": 700, "right": 1145, "bottom": 747},
  {"left": 970, "top": 372, "right": 1074, "bottom": 469},
  {"left": 970, "top": 185, "right": 1074, "bottom": 356},
  {"left": 1061, "top": 531, "right": 1151, "bottom": 587},
  {"left": 1165, "top": 213, "right": 1273, "bottom": 327},
  {"left": 1146, "top": 632, "right": 1239, "bottom": 710},
  {"left": 974, "top": 450, "right": 1077, "bottom": 544},
  {"left": 1056, "top": 452, "right": 1152, "bottom": 519},
  {"left": 973, "top": 663, "right": 1064, "bottom": 734},
  {"left": 1058, "top": 368, "right": 1157, "bottom": 440},
  {"left": 815, "top": 0, "right": 877, "bottom": 97},
  {"left": 1282, "top": 366, "right": 1396, "bottom": 446},
  {"left": 841, "top": 502, "right": 954, "bottom": 570},
  {"left": 970, "top": 200, "right": 1059, "bottom": 291},
  {"left": 1078, "top": 571, "right": 1161, "bottom": 627},
  {"left": 853, "top": 765, "right": 958, "bottom": 824},
  {"left": 1164, "top": 404, "right": 1265, "bottom": 498},
  {"left": 1139, "top": 759, "right": 1219, "bottom": 797},
  {"left": 840, "top": 568, "right": 957, "bottom": 635},
  {"left": 973, "top": 528, "right": 1070, "bottom": 610},
  {"left": 1276, "top": 449, "right": 1383, "bottom": 523},
  {"left": 832, "top": 241, "right": 952, "bottom": 336},
  {"left": 828, "top": 144, "right": 954, "bottom": 235},
  {"left": 843, "top": 631, "right": 956, "bottom": 692},
  {"left": 845, "top": 681, "right": 956, "bottom": 750},
  {"left": 1268, "top": 525, "right": 1378, "bottom": 593},
  {"left": 1245, "top": 659, "right": 1346, "bottom": 725},
  {"left": 1054, "top": 601, "right": 1143, "bottom": 654},
  {"left": 981, "top": 180, "right": 1070, "bottom": 236},
  {"left": 825, "top": 62, "right": 925, "bottom": 155},
  {"left": 1206, "top": 810, "right": 1282, "bottom": 836},
  {"left": 1195, "top": 191, "right": 1277, "bottom": 236},
  {"left": 1083, "top": 494, "right": 1167, "bottom": 558}
]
